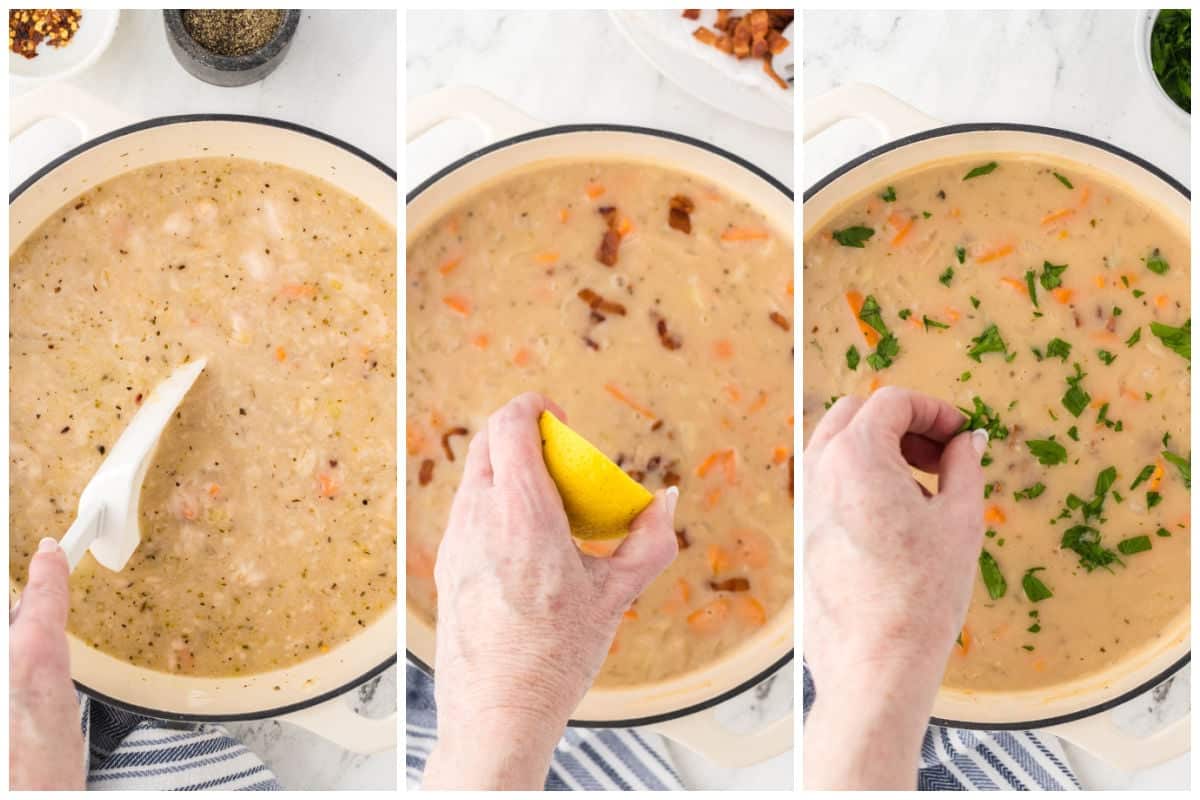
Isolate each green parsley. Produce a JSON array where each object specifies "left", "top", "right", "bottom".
[
  {"left": 880, "top": 186, "right": 896, "bottom": 202},
  {"left": 1150, "top": 319, "right": 1190, "bottom": 361},
  {"left": 1061, "top": 524, "right": 1121, "bottom": 572},
  {"left": 924, "top": 315, "right": 950, "bottom": 330},
  {"left": 1147, "top": 491, "right": 1163, "bottom": 508},
  {"left": 1067, "top": 425, "right": 1079, "bottom": 441},
  {"left": 1022, "top": 567, "right": 1053, "bottom": 602},
  {"left": 1125, "top": 327, "right": 1141, "bottom": 347},
  {"left": 967, "top": 324, "right": 1009, "bottom": 362},
  {"left": 1097, "top": 349, "right": 1116, "bottom": 365},
  {"left": 1145, "top": 248, "right": 1170, "bottom": 275},
  {"left": 1040, "top": 261, "right": 1068, "bottom": 290},
  {"left": 1053, "top": 172, "right": 1073, "bottom": 189},
  {"left": 1130, "top": 464, "right": 1156, "bottom": 491},
  {"left": 1062, "top": 362, "right": 1090, "bottom": 417},
  {"left": 1046, "top": 338, "right": 1071, "bottom": 361},
  {"left": 963, "top": 161, "right": 999, "bottom": 180},
  {"left": 939, "top": 266, "right": 954, "bottom": 287},
  {"left": 1024, "top": 269, "right": 1039, "bottom": 307},
  {"left": 958, "top": 396, "right": 1010, "bottom": 441},
  {"left": 1014, "top": 482, "right": 1046, "bottom": 501},
  {"left": 832, "top": 226, "right": 874, "bottom": 248},
  {"left": 1026, "top": 439, "right": 1067, "bottom": 466},
  {"left": 956, "top": 246, "right": 966, "bottom": 264},
  {"left": 1162, "top": 450, "right": 1190, "bottom": 488},
  {"left": 1118, "top": 535, "right": 1152, "bottom": 555},
  {"left": 978, "top": 550, "right": 1007, "bottom": 600},
  {"left": 846, "top": 345, "right": 860, "bottom": 371}
]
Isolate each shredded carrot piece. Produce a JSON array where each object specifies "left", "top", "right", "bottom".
[
  {"left": 734, "top": 596, "right": 767, "bottom": 626},
  {"left": 617, "top": 217, "right": 634, "bottom": 237},
  {"left": 984, "top": 505, "right": 1006, "bottom": 524},
  {"left": 747, "top": 391, "right": 768, "bottom": 413},
  {"left": 786, "top": 279, "right": 794, "bottom": 297},
  {"left": 975, "top": 243, "right": 1014, "bottom": 263},
  {"left": 585, "top": 182, "right": 605, "bottom": 199},
  {"left": 206, "top": 483, "right": 221, "bottom": 498},
  {"left": 437, "top": 256, "right": 462, "bottom": 276},
  {"left": 1051, "top": 287, "right": 1074, "bottom": 304},
  {"left": 1093, "top": 274, "right": 1107, "bottom": 289},
  {"left": 442, "top": 294, "right": 471, "bottom": 316},
  {"left": 1000, "top": 276, "right": 1028, "bottom": 296},
  {"left": 720, "top": 227, "right": 770, "bottom": 242},
  {"left": 888, "top": 212, "right": 915, "bottom": 246},
  {"left": 845, "top": 290, "right": 881, "bottom": 347},
  {"left": 1090, "top": 330, "right": 1118, "bottom": 342},
  {"left": 1120, "top": 387, "right": 1142, "bottom": 402},
  {"left": 622, "top": 608, "right": 639, "bottom": 621},
  {"left": 948, "top": 207, "right": 961, "bottom": 219},
  {"left": 713, "top": 339, "right": 735, "bottom": 360},
  {"left": 868, "top": 377, "right": 882, "bottom": 393},
  {"left": 604, "top": 382, "right": 657, "bottom": 420},
  {"left": 1040, "top": 208, "right": 1076, "bottom": 226},
  {"left": 511, "top": 347, "right": 532, "bottom": 367},
  {"left": 945, "top": 306, "right": 962, "bottom": 323},
  {"left": 1079, "top": 186, "right": 1091, "bottom": 205},
  {"left": 274, "top": 346, "right": 287, "bottom": 362},
  {"left": 444, "top": 216, "right": 460, "bottom": 236},
  {"left": 703, "top": 487, "right": 723, "bottom": 509},
  {"left": 707, "top": 544, "right": 732, "bottom": 575},
  {"left": 696, "top": 449, "right": 735, "bottom": 478},
  {"left": 471, "top": 333, "right": 490, "bottom": 349},
  {"left": 906, "top": 315, "right": 923, "bottom": 330},
  {"left": 772, "top": 446, "right": 790, "bottom": 465},
  {"left": 724, "top": 384, "right": 742, "bottom": 403},
  {"left": 281, "top": 282, "right": 317, "bottom": 298},
  {"left": 1033, "top": 658, "right": 1047, "bottom": 672},
  {"left": 1155, "top": 294, "right": 1170, "bottom": 309},
  {"left": 558, "top": 208, "right": 570, "bottom": 223},
  {"left": 1121, "top": 272, "right": 1138, "bottom": 286},
  {"left": 406, "top": 421, "right": 425, "bottom": 455},
  {"left": 317, "top": 472, "right": 339, "bottom": 498},
  {"left": 1150, "top": 460, "right": 1165, "bottom": 492},
  {"left": 686, "top": 598, "right": 730, "bottom": 634},
  {"left": 534, "top": 251, "right": 560, "bottom": 265}
]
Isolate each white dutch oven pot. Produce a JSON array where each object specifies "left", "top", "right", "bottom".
[
  {"left": 9, "top": 84, "right": 397, "bottom": 753},
  {"left": 805, "top": 83, "right": 1191, "bottom": 772},
  {"left": 407, "top": 86, "right": 794, "bottom": 768}
]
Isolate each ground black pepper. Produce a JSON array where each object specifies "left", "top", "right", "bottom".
[{"left": 181, "top": 9, "right": 283, "bottom": 57}]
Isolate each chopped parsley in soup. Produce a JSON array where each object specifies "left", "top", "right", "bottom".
[
  {"left": 804, "top": 156, "right": 1190, "bottom": 692},
  {"left": 407, "top": 160, "right": 793, "bottom": 686},
  {"left": 10, "top": 159, "right": 397, "bottom": 676}
]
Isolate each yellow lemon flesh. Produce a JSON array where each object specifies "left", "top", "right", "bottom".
[{"left": 538, "top": 410, "right": 654, "bottom": 540}]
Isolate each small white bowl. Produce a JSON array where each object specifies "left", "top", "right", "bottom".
[
  {"left": 1134, "top": 9, "right": 1189, "bottom": 127},
  {"left": 9, "top": 9, "right": 120, "bottom": 85}
]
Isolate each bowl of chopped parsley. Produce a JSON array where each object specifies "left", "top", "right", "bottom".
[{"left": 1137, "top": 9, "right": 1190, "bottom": 122}]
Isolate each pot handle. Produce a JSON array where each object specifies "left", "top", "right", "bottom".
[
  {"left": 406, "top": 85, "right": 543, "bottom": 146},
  {"left": 804, "top": 82, "right": 942, "bottom": 143},
  {"left": 10, "top": 81, "right": 131, "bottom": 142},
  {"left": 1046, "top": 709, "right": 1189, "bottom": 773},
  {"left": 648, "top": 706, "right": 792, "bottom": 769},
  {"left": 279, "top": 696, "right": 397, "bottom": 755}
]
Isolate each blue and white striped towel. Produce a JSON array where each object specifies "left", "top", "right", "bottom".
[
  {"left": 802, "top": 663, "right": 1081, "bottom": 790},
  {"left": 406, "top": 662, "right": 685, "bottom": 790},
  {"left": 81, "top": 697, "right": 281, "bottom": 791}
]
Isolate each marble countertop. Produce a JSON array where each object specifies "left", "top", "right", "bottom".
[
  {"left": 407, "top": 9, "right": 794, "bottom": 791},
  {"left": 805, "top": 10, "right": 1189, "bottom": 791},
  {"left": 9, "top": 10, "right": 397, "bottom": 791}
]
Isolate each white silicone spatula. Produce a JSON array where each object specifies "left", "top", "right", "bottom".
[{"left": 58, "top": 358, "right": 207, "bottom": 572}]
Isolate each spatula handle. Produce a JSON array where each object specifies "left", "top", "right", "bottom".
[{"left": 60, "top": 507, "right": 103, "bottom": 572}]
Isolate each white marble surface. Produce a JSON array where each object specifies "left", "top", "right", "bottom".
[
  {"left": 804, "top": 9, "right": 1189, "bottom": 791},
  {"left": 8, "top": 10, "right": 397, "bottom": 791},
  {"left": 407, "top": 9, "right": 793, "bottom": 791}
]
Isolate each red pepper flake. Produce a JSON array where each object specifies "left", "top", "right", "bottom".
[
  {"left": 418, "top": 459, "right": 435, "bottom": 486},
  {"left": 440, "top": 426, "right": 469, "bottom": 462},
  {"left": 668, "top": 194, "right": 695, "bottom": 234},
  {"left": 769, "top": 311, "right": 791, "bottom": 331},
  {"left": 709, "top": 577, "right": 751, "bottom": 592},
  {"left": 578, "top": 288, "right": 627, "bottom": 316}
]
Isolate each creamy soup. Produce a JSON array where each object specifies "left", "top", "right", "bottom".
[
  {"left": 10, "top": 158, "right": 397, "bottom": 677},
  {"left": 804, "top": 156, "right": 1190, "bottom": 692},
  {"left": 407, "top": 160, "right": 793, "bottom": 686}
]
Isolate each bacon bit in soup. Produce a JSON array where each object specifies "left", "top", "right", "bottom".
[
  {"left": 596, "top": 227, "right": 622, "bottom": 267},
  {"left": 735, "top": 595, "right": 767, "bottom": 625},
  {"left": 688, "top": 9, "right": 792, "bottom": 90},
  {"left": 662, "top": 469, "right": 681, "bottom": 487},
  {"left": 769, "top": 311, "right": 791, "bottom": 331},
  {"left": 418, "top": 459, "right": 435, "bottom": 486},
  {"left": 668, "top": 194, "right": 695, "bottom": 233},
  {"left": 585, "top": 182, "right": 606, "bottom": 200},
  {"left": 440, "top": 427, "right": 469, "bottom": 462},
  {"left": 682, "top": 9, "right": 700, "bottom": 20},
  {"left": 654, "top": 314, "right": 683, "bottom": 350},
  {"left": 583, "top": 336, "right": 600, "bottom": 351},
  {"left": 676, "top": 528, "right": 690, "bottom": 549},
  {"left": 577, "top": 288, "right": 627, "bottom": 316},
  {"left": 709, "top": 577, "right": 751, "bottom": 592}
]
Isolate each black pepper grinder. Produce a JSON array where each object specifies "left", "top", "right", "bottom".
[{"left": 164, "top": 9, "right": 300, "bottom": 87}]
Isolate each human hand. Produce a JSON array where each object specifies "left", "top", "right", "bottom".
[
  {"left": 423, "top": 392, "right": 678, "bottom": 790},
  {"left": 803, "top": 387, "right": 985, "bottom": 789},
  {"left": 9, "top": 538, "right": 85, "bottom": 791}
]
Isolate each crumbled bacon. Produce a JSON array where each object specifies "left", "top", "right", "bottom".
[
  {"left": 690, "top": 9, "right": 791, "bottom": 90},
  {"left": 681, "top": 9, "right": 700, "bottom": 20},
  {"left": 627, "top": 469, "right": 646, "bottom": 482},
  {"left": 668, "top": 194, "right": 695, "bottom": 234},
  {"left": 583, "top": 336, "right": 600, "bottom": 351},
  {"left": 709, "top": 577, "right": 751, "bottom": 592},
  {"left": 441, "top": 427, "right": 468, "bottom": 462},
  {"left": 654, "top": 314, "right": 683, "bottom": 350},
  {"left": 676, "top": 528, "right": 691, "bottom": 549},
  {"left": 578, "top": 288, "right": 627, "bottom": 316},
  {"left": 596, "top": 229, "right": 621, "bottom": 267},
  {"left": 769, "top": 311, "right": 791, "bottom": 331},
  {"left": 419, "top": 459, "right": 435, "bottom": 486},
  {"left": 662, "top": 470, "right": 681, "bottom": 487}
]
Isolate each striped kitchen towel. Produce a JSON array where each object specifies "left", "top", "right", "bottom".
[
  {"left": 81, "top": 697, "right": 282, "bottom": 791},
  {"left": 406, "top": 662, "right": 685, "bottom": 790},
  {"left": 803, "top": 663, "right": 1081, "bottom": 790}
]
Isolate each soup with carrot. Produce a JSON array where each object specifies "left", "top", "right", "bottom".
[
  {"left": 804, "top": 155, "right": 1190, "bottom": 692},
  {"left": 407, "top": 159, "right": 794, "bottom": 686}
]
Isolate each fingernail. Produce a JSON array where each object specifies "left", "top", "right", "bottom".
[
  {"left": 665, "top": 486, "right": 679, "bottom": 518},
  {"left": 37, "top": 537, "right": 60, "bottom": 555},
  {"left": 971, "top": 429, "right": 989, "bottom": 456}
]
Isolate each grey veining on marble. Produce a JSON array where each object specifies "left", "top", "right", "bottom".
[
  {"left": 407, "top": 10, "right": 794, "bottom": 791},
  {"left": 804, "top": 10, "right": 1188, "bottom": 791}
]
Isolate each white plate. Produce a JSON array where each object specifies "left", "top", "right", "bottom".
[
  {"left": 609, "top": 10, "right": 793, "bottom": 132},
  {"left": 9, "top": 9, "right": 120, "bottom": 85}
]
